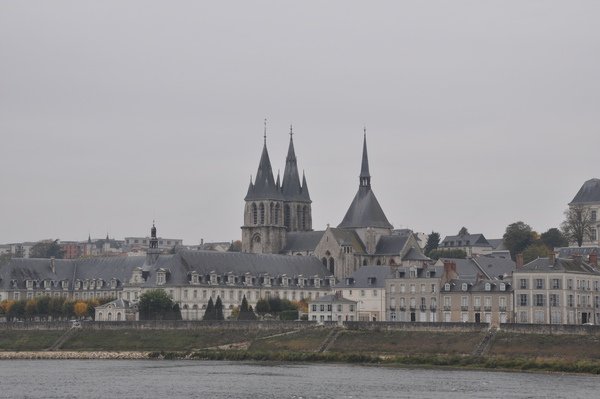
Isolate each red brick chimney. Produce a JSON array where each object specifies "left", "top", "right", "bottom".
[
  {"left": 589, "top": 252, "right": 598, "bottom": 267},
  {"left": 443, "top": 260, "right": 458, "bottom": 281},
  {"left": 516, "top": 253, "right": 524, "bottom": 269}
]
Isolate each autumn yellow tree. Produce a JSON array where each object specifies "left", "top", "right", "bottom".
[
  {"left": 74, "top": 301, "right": 88, "bottom": 319},
  {"left": 0, "top": 300, "right": 15, "bottom": 315},
  {"left": 25, "top": 299, "right": 37, "bottom": 320}
]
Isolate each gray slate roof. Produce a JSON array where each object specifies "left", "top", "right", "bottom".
[
  {"left": 282, "top": 231, "right": 325, "bottom": 252},
  {"left": 519, "top": 257, "right": 600, "bottom": 274},
  {"left": 375, "top": 235, "right": 408, "bottom": 255},
  {"left": 0, "top": 250, "right": 332, "bottom": 291},
  {"left": 557, "top": 246, "right": 600, "bottom": 258},
  {"left": 340, "top": 266, "right": 394, "bottom": 288},
  {"left": 473, "top": 255, "right": 516, "bottom": 279},
  {"left": 442, "top": 279, "right": 512, "bottom": 293},
  {"left": 570, "top": 178, "right": 600, "bottom": 204},
  {"left": 487, "top": 239, "right": 506, "bottom": 251},
  {"left": 96, "top": 298, "right": 136, "bottom": 309},
  {"left": 245, "top": 142, "right": 283, "bottom": 201},
  {"left": 403, "top": 246, "right": 430, "bottom": 261},
  {"left": 338, "top": 186, "right": 393, "bottom": 229},
  {"left": 441, "top": 234, "right": 491, "bottom": 248}
]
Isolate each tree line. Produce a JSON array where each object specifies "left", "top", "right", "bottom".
[{"left": 0, "top": 296, "right": 113, "bottom": 321}]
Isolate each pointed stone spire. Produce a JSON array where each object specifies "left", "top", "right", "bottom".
[
  {"left": 360, "top": 129, "right": 371, "bottom": 188},
  {"left": 244, "top": 125, "right": 282, "bottom": 201},
  {"left": 301, "top": 170, "right": 310, "bottom": 200},
  {"left": 282, "top": 126, "right": 310, "bottom": 201},
  {"left": 276, "top": 170, "right": 281, "bottom": 188}
]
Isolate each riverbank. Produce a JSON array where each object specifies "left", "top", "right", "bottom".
[
  {"left": 2, "top": 349, "right": 600, "bottom": 375},
  {"left": 2, "top": 323, "right": 600, "bottom": 374}
]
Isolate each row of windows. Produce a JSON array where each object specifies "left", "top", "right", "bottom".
[
  {"left": 519, "top": 278, "right": 600, "bottom": 291},
  {"left": 250, "top": 202, "right": 310, "bottom": 229},
  {"left": 390, "top": 283, "right": 437, "bottom": 294},
  {"left": 311, "top": 304, "right": 355, "bottom": 312},
  {"left": 518, "top": 293, "right": 600, "bottom": 308}
]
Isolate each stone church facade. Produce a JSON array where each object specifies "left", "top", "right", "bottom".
[{"left": 242, "top": 131, "right": 429, "bottom": 280}]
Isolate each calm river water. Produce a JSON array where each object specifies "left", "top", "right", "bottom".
[{"left": 0, "top": 360, "right": 597, "bottom": 398}]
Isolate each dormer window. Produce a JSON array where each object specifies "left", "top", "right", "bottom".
[
  {"left": 191, "top": 273, "right": 199, "bottom": 284},
  {"left": 444, "top": 283, "right": 451, "bottom": 291},
  {"left": 367, "top": 277, "right": 376, "bottom": 285},
  {"left": 156, "top": 272, "right": 166, "bottom": 285},
  {"left": 500, "top": 283, "right": 506, "bottom": 291},
  {"left": 210, "top": 272, "right": 218, "bottom": 285},
  {"left": 409, "top": 268, "right": 417, "bottom": 278},
  {"left": 462, "top": 283, "right": 468, "bottom": 291},
  {"left": 425, "top": 271, "right": 431, "bottom": 278},
  {"left": 26, "top": 280, "right": 33, "bottom": 289},
  {"left": 345, "top": 277, "right": 354, "bottom": 285},
  {"left": 111, "top": 279, "right": 118, "bottom": 289},
  {"left": 314, "top": 278, "right": 320, "bottom": 288},
  {"left": 485, "top": 283, "right": 491, "bottom": 291}
]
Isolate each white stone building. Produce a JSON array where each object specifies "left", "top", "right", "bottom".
[{"left": 308, "top": 294, "right": 357, "bottom": 323}]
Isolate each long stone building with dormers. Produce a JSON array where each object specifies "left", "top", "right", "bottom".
[{"left": 0, "top": 224, "right": 335, "bottom": 319}]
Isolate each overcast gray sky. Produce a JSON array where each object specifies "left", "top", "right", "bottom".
[{"left": 1, "top": 1, "right": 599, "bottom": 245}]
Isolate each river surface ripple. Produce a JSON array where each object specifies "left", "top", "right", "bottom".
[{"left": 0, "top": 360, "right": 598, "bottom": 398}]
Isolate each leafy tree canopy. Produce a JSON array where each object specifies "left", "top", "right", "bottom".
[
  {"left": 503, "top": 221, "right": 536, "bottom": 260},
  {"left": 523, "top": 242, "right": 550, "bottom": 264},
  {"left": 424, "top": 232, "right": 440, "bottom": 256},
  {"left": 29, "top": 239, "right": 64, "bottom": 259},
  {"left": 540, "top": 228, "right": 568, "bottom": 250},
  {"left": 458, "top": 227, "right": 469, "bottom": 236},
  {"left": 139, "top": 289, "right": 180, "bottom": 320}
]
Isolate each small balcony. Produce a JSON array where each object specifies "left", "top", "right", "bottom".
[
  {"left": 499, "top": 306, "right": 507, "bottom": 312},
  {"left": 409, "top": 306, "right": 416, "bottom": 311},
  {"left": 399, "top": 306, "right": 406, "bottom": 311},
  {"left": 484, "top": 306, "right": 492, "bottom": 312},
  {"left": 461, "top": 306, "right": 469, "bottom": 311},
  {"left": 473, "top": 306, "right": 481, "bottom": 311},
  {"left": 430, "top": 305, "right": 437, "bottom": 312},
  {"left": 443, "top": 305, "right": 451, "bottom": 311},
  {"left": 389, "top": 305, "right": 396, "bottom": 311},
  {"left": 419, "top": 305, "right": 427, "bottom": 311}
]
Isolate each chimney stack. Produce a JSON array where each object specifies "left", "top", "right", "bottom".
[
  {"left": 516, "top": 253, "right": 524, "bottom": 269},
  {"left": 548, "top": 252, "right": 556, "bottom": 264},
  {"left": 443, "top": 260, "right": 458, "bottom": 281},
  {"left": 589, "top": 251, "right": 598, "bottom": 267},
  {"left": 50, "top": 257, "right": 56, "bottom": 274}
]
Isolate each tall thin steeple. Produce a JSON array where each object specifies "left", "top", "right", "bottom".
[
  {"left": 338, "top": 132, "right": 392, "bottom": 230},
  {"left": 245, "top": 121, "right": 282, "bottom": 201},
  {"left": 360, "top": 128, "right": 371, "bottom": 188},
  {"left": 282, "top": 125, "right": 311, "bottom": 202}
]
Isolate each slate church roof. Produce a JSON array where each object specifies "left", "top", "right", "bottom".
[{"left": 338, "top": 134, "right": 393, "bottom": 230}]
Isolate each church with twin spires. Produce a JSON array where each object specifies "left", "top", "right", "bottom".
[{"left": 242, "top": 128, "right": 429, "bottom": 280}]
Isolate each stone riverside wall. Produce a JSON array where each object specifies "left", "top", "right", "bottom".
[
  {"left": 0, "top": 320, "right": 319, "bottom": 332},
  {"left": 344, "top": 321, "right": 490, "bottom": 333},
  {"left": 2, "top": 320, "right": 600, "bottom": 335},
  {"left": 500, "top": 323, "right": 600, "bottom": 335}
]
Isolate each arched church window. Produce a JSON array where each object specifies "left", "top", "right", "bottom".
[
  {"left": 284, "top": 205, "right": 291, "bottom": 230},
  {"left": 363, "top": 259, "right": 367, "bottom": 266},
  {"left": 329, "top": 257, "right": 335, "bottom": 275},
  {"left": 376, "top": 259, "right": 382, "bottom": 266},
  {"left": 297, "top": 205, "right": 302, "bottom": 230},
  {"left": 302, "top": 205, "right": 309, "bottom": 230},
  {"left": 252, "top": 203, "right": 258, "bottom": 225},
  {"left": 259, "top": 203, "right": 265, "bottom": 224},
  {"left": 269, "top": 203, "right": 274, "bottom": 224},
  {"left": 275, "top": 204, "right": 280, "bottom": 225},
  {"left": 322, "top": 257, "right": 327, "bottom": 266}
]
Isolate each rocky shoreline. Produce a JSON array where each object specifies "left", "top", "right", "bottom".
[{"left": 0, "top": 351, "right": 150, "bottom": 360}]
